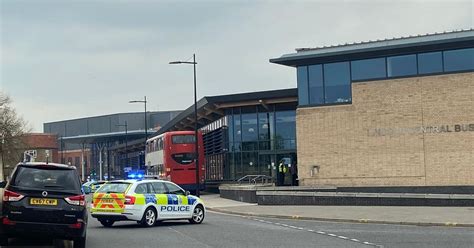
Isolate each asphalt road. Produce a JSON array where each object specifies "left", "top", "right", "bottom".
[{"left": 6, "top": 211, "right": 474, "bottom": 248}]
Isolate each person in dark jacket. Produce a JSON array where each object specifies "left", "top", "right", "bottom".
[{"left": 290, "top": 162, "right": 298, "bottom": 186}]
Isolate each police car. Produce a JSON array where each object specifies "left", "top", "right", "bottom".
[{"left": 90, "top": 179, "right": 205, "bottom": 227}]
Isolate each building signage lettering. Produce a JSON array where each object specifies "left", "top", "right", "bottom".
[{"left": 369, "top": 124, "right": 474, "bottom": 136}]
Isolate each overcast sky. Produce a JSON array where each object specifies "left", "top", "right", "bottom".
[{"left": 1, "top": 0, "right": 472, "bottom": 132}]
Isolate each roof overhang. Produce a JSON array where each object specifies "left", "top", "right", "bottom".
[
  {"left": 60, "top": 130, "right": 148, "bottom": 144},
  {"left": 270, "top": 30, "right": 474, "bottom": 67},
  {"left": 157, "top": 88, "right": 297, "bottom": 135}
]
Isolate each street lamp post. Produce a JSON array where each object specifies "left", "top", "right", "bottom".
[
  {"left": 129, "top": 96, "right": 147, "bottom": 172},
  {"left": 0, "top": 106, "right": 4, "bottom": 181},
  {"left": 169, "top": 54, "right": 200, "bottom": 196},
  {"left": 116, "top": 121, "right": 128, "bottom": 178}
]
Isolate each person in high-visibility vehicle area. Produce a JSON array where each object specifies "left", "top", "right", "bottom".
[{"left": 90, "top": 179, "right": 205, "bottom": 227}]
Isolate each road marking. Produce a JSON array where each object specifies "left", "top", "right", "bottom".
[
  {"left": 168, "top": 227, "right": 214, "bottom": 248},
  {"left": 247, "top": 217, "right": 382, "bottom": 247},
  {"left": 209, "top": 210, "right": 382, "bottom": 247}
]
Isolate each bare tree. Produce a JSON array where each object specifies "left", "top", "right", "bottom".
[{"left": 0, "top": 92, "right": 30, "bottom": 179}]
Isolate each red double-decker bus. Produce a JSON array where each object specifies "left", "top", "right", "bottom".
[{"left": 145, "top": 131, "right": 205, "bottom": 192}]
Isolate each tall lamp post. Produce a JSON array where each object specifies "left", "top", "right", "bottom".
[
  {"left": 169, "top": 54, "right": 200, "bottom": 196},
  {"left": 129, "top": 96, "right": 147, "bottom": 172},
  {"left": 116, "top": 121, "right": 128, "bottom": 178},
  {"left": 0, "top": 106, "right": 5, "bottom": 181}
]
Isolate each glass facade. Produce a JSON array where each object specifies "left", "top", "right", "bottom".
[
  {"left": 308, "top": 65, "right": 324, "bottom": 105},
  {"left": 418, "top": 52, "right": 443, "bottom": 74},
  {"left": 443, "top": 48, "right": 474, "bottom": 72},
  {"left": 296, "top": 47, "right": 474, "bottom": 106},
  {"left": 297, "top": 66, "right": 309, "bottom": 105},
  {"left": 387, "top": 54, "right": 417, "bottom": 77},
  {"left": 202, "top": 104, "right": 297, "bottom": 181},
  {"left": 324, "top": 62, "right": 351, "bottom": 104},
  {"left": 351, "top": 58, "right": 386, "bottom": 80}
]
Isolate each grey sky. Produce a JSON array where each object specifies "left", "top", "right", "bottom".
[{"left": 1, "top": 0, "right": 472, "bottom": 132}]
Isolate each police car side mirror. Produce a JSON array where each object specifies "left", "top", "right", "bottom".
[
  {"left": 0, "top": 181, "right": 6, "bottom": 188},
  {"left": 185, "top": 190, "right": 190, "bottom": 196}
]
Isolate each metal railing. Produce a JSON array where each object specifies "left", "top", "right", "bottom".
[{"left": 237, "top": 175, "right": 274, "bottom": 185}]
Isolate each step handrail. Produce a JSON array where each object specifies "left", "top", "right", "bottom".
[{"left": 237, "top": 175, "right": 274, "bottom": 185}]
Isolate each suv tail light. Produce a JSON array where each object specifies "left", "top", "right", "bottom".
[
  {"left": 69, "top": 222, "right": 82, "bottom": 229},
  {"left": 2, "top": 217, "right": 15, "bottom": 225},
  {"left": 3, "top": 190, "right": 25, "bottom": 202},
  {"left": 125, "top": 195, "right": 136, "bottom": 205},
  {"left": 65, "top": 195, "right": 85, "bottom": 206}
]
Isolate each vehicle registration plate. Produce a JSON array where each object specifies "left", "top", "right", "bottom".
[
  {"left": 95, "top": 209, "right": 117, "bottom": 212},
  {"left": 30, "top": 198, "right": 58, "bottom": 206},
  {"left": 101, "top": 199, "right": 114, "bottom": 203}
]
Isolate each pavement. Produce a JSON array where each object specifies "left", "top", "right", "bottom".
[{"left": 201, "top": 193, "right": 474, "bottom": 227}]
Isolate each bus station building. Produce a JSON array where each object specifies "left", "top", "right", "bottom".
[{"left": 270, "top": 30, "right": 473, "bottom": 188}]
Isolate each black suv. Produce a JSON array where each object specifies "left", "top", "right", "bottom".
[{"left": 0, "top": 162, "right": 87, "bottom": 247}]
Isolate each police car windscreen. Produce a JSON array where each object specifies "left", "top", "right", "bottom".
[{"left": 96, "top": 182, "right": 130, "bottom": 193}]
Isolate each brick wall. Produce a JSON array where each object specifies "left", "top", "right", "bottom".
[
  {"left": 22, "top": 133, "right": 59, "bottom": 163},
  {"left": 60, "top": 149, "right": 91, "bottom": 180},
  {"left": 297, "top": 72, "right": 474, "bottom": 187}
]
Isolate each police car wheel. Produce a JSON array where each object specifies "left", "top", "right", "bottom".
[
  {"left": 99, "top": 219, "right": 115, "bottom": 227},
  {"left": 140, "top": 207, "right": 157, "bottom": 227},
  {"left": 189, "top": 205, "right": 204, "bottom": 224}
]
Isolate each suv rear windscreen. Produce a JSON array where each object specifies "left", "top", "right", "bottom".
[
  {"left": 12, "top": 166, "right": 80, "bottom": 191},
  {"left": 96, "top": 182, "right": 130, "bottom": 193}
]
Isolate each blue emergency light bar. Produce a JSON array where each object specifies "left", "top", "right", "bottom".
[{"left": 127, "top": 170, "right": 145, "bottom": 179}]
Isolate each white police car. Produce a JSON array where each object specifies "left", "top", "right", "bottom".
[{"left": 90, "top": 179, "right": 205, "bottom": 227}]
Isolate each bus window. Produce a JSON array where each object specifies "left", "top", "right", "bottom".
[
  {"left": 172, "top": 135, "right": 195, "bottom": 144},
  {"left": 158, "top": 138, "right": 163, "bottom": 150},
  {"left": 172, "top": 153, "right": 194, "bottom": 165}
]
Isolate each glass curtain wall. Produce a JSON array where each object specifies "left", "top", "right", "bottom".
[
  {"left": 296, "top": 47, "right": 474, "bottom": 107},
  {"left": 224, "top": 104, "right": 296, "bottom": 181}
]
